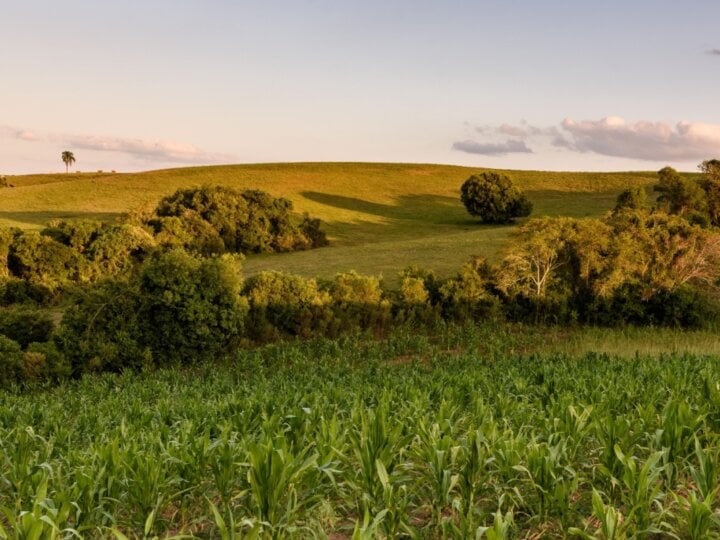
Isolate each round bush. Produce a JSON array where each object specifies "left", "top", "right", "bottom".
[{"left": 460, "top": 172, "right": 532, "bottom": 224}]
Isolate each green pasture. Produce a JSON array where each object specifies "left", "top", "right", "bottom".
[{"left": 0, "top": 163, "right": 665, "bottom": 281}]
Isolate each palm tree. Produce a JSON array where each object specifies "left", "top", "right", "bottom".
[{"left": 61, "top": 151, "right": 75, "bottom": 174}]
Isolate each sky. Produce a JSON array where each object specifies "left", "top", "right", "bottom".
[{"left": 1, "top": 0, "right": 719, "bottom": 174}]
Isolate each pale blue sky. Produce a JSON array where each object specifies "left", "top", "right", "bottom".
[{"left": 1, "top": 0, "right": 718, "bottom": 173}]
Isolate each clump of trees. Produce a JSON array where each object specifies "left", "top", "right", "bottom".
[
  {"left": 56, "top": 250, "right": 248, "bottom": 374},
  {"left": 147, "top": 186, "right": 327, "bottom": 255},
  {"left": 460, "top": 172, "right": 533, "bottom": 224},
  {"left": 653, "top": 161, "right": 720, "bottom": 227},
  {"left": 0, "top": 185, "right": 327, "bottom": 301}
]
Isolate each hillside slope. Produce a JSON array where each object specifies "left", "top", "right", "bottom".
[{"left": 0, "top": 163, "right": 664, "bottom": 280}]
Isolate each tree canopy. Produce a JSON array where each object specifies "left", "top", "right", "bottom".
[
  {"left": 61, "top": 151, "right": 75, "bottom": 174},
  {"left": 147, "top": 185, "right": 327, "bottom": 255},
  {"left": 460, "top": 172, "right": 532, "bottom": 224}
]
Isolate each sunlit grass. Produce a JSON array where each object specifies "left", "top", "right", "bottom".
[{"left": 0, "top": 163, "right": 674, "bottom": 281}]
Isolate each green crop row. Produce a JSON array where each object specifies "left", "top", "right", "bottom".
[{"left": 1, "top": 327, "right": 719, "bottom": 538}]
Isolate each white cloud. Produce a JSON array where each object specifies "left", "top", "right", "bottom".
[
  {"left": 452, "top": 139, "right": 532, "bottom": 156},
  {"left": 454, "top": 117, "right": 720, "bottom": 162},
  {"left": 706, "top": 48, "right": 720, "bottom": 55},
  {"left": 0, "top": 125, "right": 233, "bottom": 163},
  {"left": 561, "top": 117, "right": 720, "bottom": 161}
]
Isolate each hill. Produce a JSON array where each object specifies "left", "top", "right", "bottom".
[{"left": 0, "top": 163, "right": 667, "bottom": 281}]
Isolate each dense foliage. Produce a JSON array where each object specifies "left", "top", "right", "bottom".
[
  {"left": 56, "top": 250, "right": 248, "bottom": 374},
  {"left": 148, "top": 185, "right": 327, "bottom": 254},
  {"left": 654, "top": 163, "right": 720, "bottom": 227},
  {"left": 460, "top": 172, "right": 533, "bottom": 224},
  {"left": 1, "top": 161, "right": 720, "bottom": 383},
  {"left": 0, "top": 185, "right": 327, "bottom": 298},
  {"left": 1, "top": 330, "right": 720, "bottom": 537}
]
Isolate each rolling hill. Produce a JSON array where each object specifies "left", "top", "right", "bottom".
[{"left": 0, "top": 163, "right": 666, "bottom": 281}]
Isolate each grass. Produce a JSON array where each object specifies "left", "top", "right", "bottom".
[{"left": 0, "top": 163, "right": 670, "bottom": 281}]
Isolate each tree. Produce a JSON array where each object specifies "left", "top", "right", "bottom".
[
  {"left": 497, "top": 218, "right": 574, "bottom": 300},
  {"left": 460, "top": 172, "right": 532, "bottom": 224},
  {"left": 149, "top": 185, "right": 327, "bottom": 255},
  {"left": 654, "top": 166, "right": 706, "bottom": 217},
  {"left": 613, "top": 186, "right": 647, "bottom": 213},
  {"left": 698, "top": 159, "right": 720, "bottom": 226},
  {"left": 61, "top": 151, "right": 75, "bottom": 174},
  {"left": 605, "top": 210, "right": 720, "bottom": 296},
  {"left": 136, "top": 249, "right": 248, "bottom": 365},
  {"left": 699, "top": 159, "right": 720, "bottom": 183}
]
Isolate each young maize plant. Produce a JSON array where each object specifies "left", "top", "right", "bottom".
[{"left": 568, "top": 488, "right": 630, "bottom": 540}]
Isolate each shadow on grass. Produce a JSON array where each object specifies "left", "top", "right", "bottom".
[
  {"left": 301, "top": 191, "right": 468, "bottom": 222},
  {"left": 0, "top": 211, "right": 123, "bottom": 228},
  {"left": 300, "top": 191, "right": 483, "bottom": 244}
]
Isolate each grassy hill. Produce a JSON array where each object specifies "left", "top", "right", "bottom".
[{"left": 0, "top": 162, "right": 666, "bottom": 281}]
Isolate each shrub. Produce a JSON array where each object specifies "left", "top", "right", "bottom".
[
  {"left": 299, "top": 214, "right": 329, "bottom": 248},
  {"left": 0, "top": 278, "right": 54, "bottom": 306},
  {"left": 43, "top": 220, "right": 156, "bottom": 280},
  {"left": 243, "top": 272, "right": 331, "bottom": 341},
  {"left": 654, "top": 166, "right": 706, "bottom": 217},
  {"left": 149, "top": 185, "right": 326, "bottom": 255},
  {"left": 439, "top": 258, "right": 501, "bottom": 321},
  {"left": 460, "top": 172, "right": 532, "bottom": 224},
  {"left": 0, "top": 228, "right": 12, "bottom": 279},
  {"left": 42, "top": 219, "right": 104, "bottom": 253},
  {"left": 136, "top": 250, "right": 248, "bottom": 365},
  {"left": 0, "top": 307, "right": 54, "bottom": 348},
  {"left": 613, "top": 186, "right": 647, "bottom": 212},
  {"left": 0, "top": 335, "right": 23, "bottom": 387},
  {"left": 324, "top": 271, "right": 391, "bottom": 332},
  {"left": 23, "top": 341, "right": 71, "bottom": 382},
  {"left": 587, "top": 283, "right": 720, "bottom": 328},
  {"left": 392, "top": 267, "right": 440, "bottom": 325},
  {"left": 83, "top": 223, "right": 155, "bottom": 279},
  {"left": 8, "top": 231, "right": 83, "bottom": 289},
  {"left": 55, "top": 279, "right": 148, "bottom": 374}
]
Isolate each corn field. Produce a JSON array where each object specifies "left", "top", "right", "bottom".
[{"left": 1, "top": 326, "right": 720, "bottom": 538}]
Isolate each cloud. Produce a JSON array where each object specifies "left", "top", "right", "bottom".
[
  {"left": 497, "top": 123, "right": 528, "bottom": 138},
  {"left": 0, "top": 125, "right": 233, "bottom": 163},
  {"left": 62, "top": 133, "right": 232, "bottom": 163},
  {"left": 452, "top": 139, "right": 532, "bottom": 156},
  {"left": 455, "top": 117, "right": 720, "bottom": 162},
  {"left": 706, "top": 48, "right": 720, "bottom": 55},
  {"left": 0, "top": 125, "right": 40, "bottom": 141},
  {"left": 561, "top": 117, "right": 720, "bottom": 161}
]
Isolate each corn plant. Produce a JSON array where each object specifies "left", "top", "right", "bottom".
[
  {"left": 568, "top": 489, "right": 630, "bottom": 540},
  {"left": 688, "top": 437, "right": 719, "bottom": 501},
  {"left": 515, "top": 434, "right": 578, "bottom": 524},
  {"left": 411, "top": 419, "right": 460, "bottom": 530},
  {"left": 0, "top": 474, "right": 81, "bottom": 539},
  {"left": 346, "top": 404, "right": 409, "bottom": 511},
  {"left": 476, "top": 508, "right": 515, "bottom": 540},
  {"left": 667, "top": 491, "right": 720, "bottom": 539},
  {"left": 612, "top": 446, "right": 668, "bottom": 536},
  {"left": 243, "top": 434, "right": 320, "bottom": 537}
]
